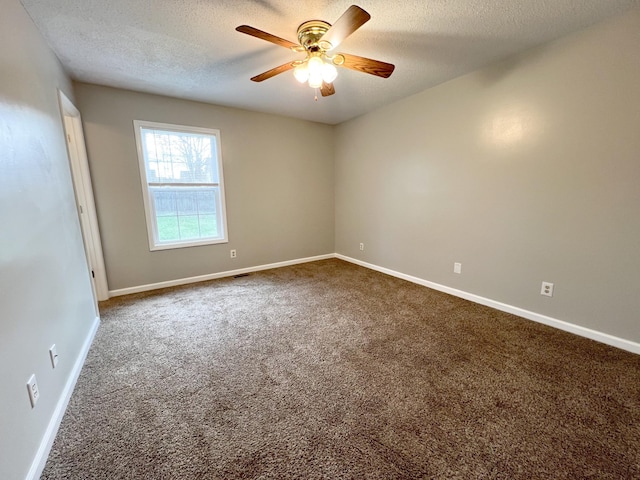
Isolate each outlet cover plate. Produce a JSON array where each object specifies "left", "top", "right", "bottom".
[{"left": 27, "top": 374, "right": 39, "bottom": 408}]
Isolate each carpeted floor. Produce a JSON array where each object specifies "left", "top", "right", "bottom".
[{"left": 42, "top": 259, "right": 640, "bottom": 479}]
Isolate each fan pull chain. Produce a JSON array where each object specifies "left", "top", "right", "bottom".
[{"left": 314, "top": 88, "right": 319, "bottom": 101}]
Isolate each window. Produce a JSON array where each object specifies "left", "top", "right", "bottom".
[{"left": 133, "top": 121, "right": 228, "bottom": 250}]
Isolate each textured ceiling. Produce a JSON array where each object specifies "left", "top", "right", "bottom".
[{"left": 20, "top": 0, "right": 639, "bottom": 124}]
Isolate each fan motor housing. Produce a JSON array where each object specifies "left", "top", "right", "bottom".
[{"left": 297, "top": 20, "right": 331, "bottom": 51}]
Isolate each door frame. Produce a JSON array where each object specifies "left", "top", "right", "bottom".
[{"left": 58, "top": 90, "right": 109, "bottom": 301}]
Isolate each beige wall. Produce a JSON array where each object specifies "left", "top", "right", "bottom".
[
  {"left": 335, "top": 10, "right": 640, "bottom": 342},
  {"left": 0, "top": 0, "right": 98, "bottom": 478},
  {"left": 73, "top": 84, "right": 335, "bottom": 291}
]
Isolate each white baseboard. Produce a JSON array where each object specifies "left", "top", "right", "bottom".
[
  {"left": 108, "top": 254, "right": 336, "bottom": 297},
  {"left": 27, "top": 315, "right": 100, "bottom": 480},
  {"left": 336, "top": 254, "right": 640, "bottom": 355}
]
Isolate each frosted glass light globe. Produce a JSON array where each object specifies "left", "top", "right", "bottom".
[
  {"left": 322, "top": 63, "right": 337, "bottom": 83},
  {"left": 307, "top": 56, "right": 324, "bottom": 76},
  {"left": 293, "top": 64, "right": 309, "bottom": 83},
  {"left": 308, "top": 71, "right": 323, "bottom": 89}
]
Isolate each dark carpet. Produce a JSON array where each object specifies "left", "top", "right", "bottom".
[{"left": 41, "top": 259, "right": 640, "bottom": 479}]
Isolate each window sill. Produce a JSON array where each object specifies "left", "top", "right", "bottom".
[{"left": 149, "top": 237, "right": 229, "bottom": 251}]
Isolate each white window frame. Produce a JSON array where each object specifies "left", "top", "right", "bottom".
[{"left": 133, "top": 120, "right": 229, "bottom": 251}]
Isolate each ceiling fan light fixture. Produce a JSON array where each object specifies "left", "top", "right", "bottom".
[
  {"left": 307, "top": 56, "right": 324, "bottom": 75},
  {"left": 308, "top": 71, "right": 324, "bottom": 89},
  {"left": 293, "top": 54, "right": 338, "bottom": 89},
  {"left": 293, "top": 63, "right": 309, "bottom": 83},
  {"left": 322, "top": 62, "right": 338, "bottom": 83}
]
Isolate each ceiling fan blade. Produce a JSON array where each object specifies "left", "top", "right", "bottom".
[
  {"left": 321, "top": 5, "right": 371, "bottom": 50},
  {"left": 338, "top": 53, "right": 395, "bottom": 78},
  {"left": 320, "top": 82, "right": 335, "bottom": 97},
  {"left": 250, "top": 62, "right": 295, "bottom": 82},
  {"left": 236, "top": 25, "right": 299, "bottom": 49}
]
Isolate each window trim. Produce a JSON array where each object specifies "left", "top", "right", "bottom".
[{"left": 133, "top": 120, "right": 229, "bottom": 251}]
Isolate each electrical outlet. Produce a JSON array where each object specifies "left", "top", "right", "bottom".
[
  {"left": 27, "top": 374, "right": 39, "bottom": 408},
  {"left": 541, "top": 281, "right": 554, "bottom": 297},
  {"left": 359, "top": 243, "right": 364, "bottom": 251},
  {"left": 230, "top": 249, "right": 237, "bottom": 258},
  {"left": 454, "top": 262, "right": 462, "bottom": 274},
  {"left": 49, "top": 344, "right": 59, "bottom": 368}
]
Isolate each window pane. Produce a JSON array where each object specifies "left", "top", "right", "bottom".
[
  {"left": 154, "top": 189, "right": 176, "bottom": 216},
  {"left": 151, "top": 186, "right": 220, "bottom": 243},
  {"left": 199, "top": 214, "right": 217, "bottom": 237},
  {"left": 197, "top": 190, "right": 216, "bottom": 214},
  {"left": 175, "top": 189, "right": 198, "bottom": 215},
  {"left": 177, "top": 215, "right": 201, "bottom": 240},
  {"left": 157, "top": 216, "right": 179, "bottom": 242},
  {"left": 142, "top": 129, "right": 218, "bottom": 184}
]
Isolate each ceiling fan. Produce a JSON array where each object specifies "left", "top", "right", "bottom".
[{"left": 236, "top": 5, "right": 395, "bottom": 98}]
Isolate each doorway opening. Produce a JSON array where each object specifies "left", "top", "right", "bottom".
[{"left": 58, "top": 90, "right": 109, "bottom": 305}]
